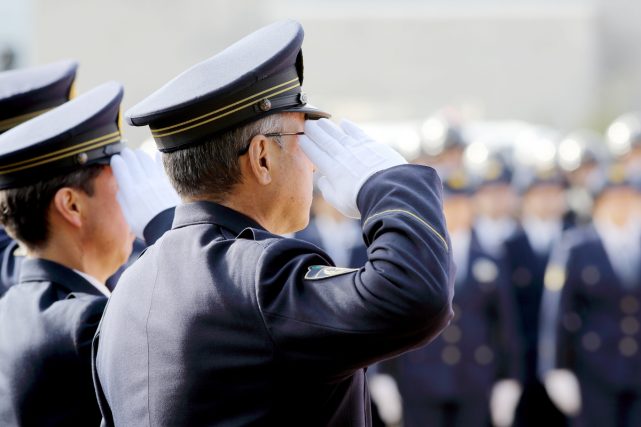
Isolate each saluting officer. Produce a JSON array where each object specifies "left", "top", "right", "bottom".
[
  {"left": 0, "top": 82, "right": 175, "bottom": 426},
  {"left": 606, "top": 112, "right": 641, "bottom": 185},
  {"left": 557, "top": 130, "right": 609, "bottom": 227},
  {"left": 416, "top": 112, "right": 467, "bottom": 176},
  {"left": 539, "top": 165, "right": 641, "bottom": 427},
  {"left": 93, "top": 20, "right": 454, "bottom": 426},
  {"left": 468, "top": 148, "right": 519, "bottom": 258},
  {"left": 0, "top": 60, "right": 78, "bottom": 296},
  {"left": 393, "top": 169, "right": 522, "bottom": 427},
  {"left": 0, "top": 62, "right": 158, "bottom": 297}
]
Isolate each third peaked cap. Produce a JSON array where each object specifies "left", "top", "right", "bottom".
[{"left": 126, "top": 20, "right": 330, "bottom": 152}]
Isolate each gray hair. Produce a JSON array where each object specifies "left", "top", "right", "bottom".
[{"left": 162, "top": 113, "right": 285, "bottom": 201}]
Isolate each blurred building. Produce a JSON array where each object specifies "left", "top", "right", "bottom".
[{"left": 1, "top": 0, "right": 641, "bottom": 143}]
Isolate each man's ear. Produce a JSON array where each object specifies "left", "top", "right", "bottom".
[
  {"left": 246, "top": 135, "right": 273, "bottom": 185},
  {"left": 51, "top": 187, "right": 83, "bottom": 228}
]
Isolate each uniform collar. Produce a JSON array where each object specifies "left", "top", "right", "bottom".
[
  {"left": 18, "top": 258, "right": 105, "bottom": 297},
  {"left": 72, "top": 269, "right": 110, "bottom": 297},
  {"left": 172, "top": 201, "right": 266, "bottom": 236}
]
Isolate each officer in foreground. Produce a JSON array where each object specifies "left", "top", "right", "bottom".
[
  {"left": 0, "top": 82, "right": 177, "bottom": 426},
  {"left": 93, "top": 20, "right": 454, "bottom": 426}
]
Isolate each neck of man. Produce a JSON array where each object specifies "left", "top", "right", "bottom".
[
  {"left": 188, "top": 186, "right": 287, "bottom": 235},
  {"left": 27, "top": 231, "right": 110, "bottom": 285}
]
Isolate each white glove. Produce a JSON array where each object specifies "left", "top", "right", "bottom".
[
  {"left": 368, "top": 374, "right": 403, "bottom": 426},
  {"left": 111, "top": 148, "right": 180, "bottom": 240},
  {"left": 544, "top": 369, "right": 582, "bottom": 416},
  {"left": 490, "top": 379, "right": 522, "bottom": 427},
  {"left": 300, "top": 118, "right": 407, "bottom": 218}
]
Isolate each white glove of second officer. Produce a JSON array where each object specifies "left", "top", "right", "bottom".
[
  {"left": 299, "top": 119, "right": 407, "bottom": 218},
  {"left": 111, "top": 148, "right": 180, "bottom": 240}
]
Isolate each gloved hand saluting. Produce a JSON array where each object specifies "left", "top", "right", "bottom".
[
  {"left": 299, "top": 118, "right": 407, "bottom": 218},
  {"left": 111, "top": 148, "right": 180, "bottom": 240}
]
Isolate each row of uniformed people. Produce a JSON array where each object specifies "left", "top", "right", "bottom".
[
  {"left": 539, "top": 166, "right": 641, "bottom": 427},
  {"left": 420, "top": 117, "right": 641, "bottom": 427}
]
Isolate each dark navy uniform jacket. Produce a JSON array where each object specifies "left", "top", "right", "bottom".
[
  {"left": 93, "top": 164, "right": 455, "bottom": 427},
  {"left": 504, "top": 228, "right": 554, "bottom": 380},
  {"left": 541, "top": 225, "right": 641, "bottom": 391},
  {"left": 394, "top": 230, "right": 522, "bottom": 402},
  {"left": 0, "top": 212, "right": 172, "bottom": 426},
  {"left": 0, "top": 258, "right": 106, "bottom": 426}
]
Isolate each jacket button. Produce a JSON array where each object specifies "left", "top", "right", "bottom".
[
  {"left": 582, "top": 332, "right": 601, "bottom": 351},
  {"left": 442, "top": 325, "right": 461, "bottom": 344},
  {"left": 581, "top": 266, "right": 600, "bottom": 285},
  {"left": 619, "top": 337, "right": 638, "bottom": 357},
  {"left": 441, "top": 346, "right": 461, "bottom": 365},
  {"left": 621, "top": 316, "right": 640, "bottom": 335},
  {"left": 621, "top": 296, "right": 639, "bottom": 314},
  {"left": 474, "top": 345, "right": 494, "bottom": 365},
  {"left": 562, "top": 312, "right": 582, "bottom": 332}
]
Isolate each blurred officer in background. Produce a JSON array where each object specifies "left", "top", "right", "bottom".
[
  {"left": 540, "top": 164, "right": 641, "bottom": 427},
  {"left": 0, "top": 82, "right": 176, "bottom": 426},
  {"left": 0, "top": 61, "right": 158, "bottom": 297},
  {"left": 416, "top": 112, "right": 467, "bottom": 175},
  {"left": 508, "top": 163, "right": 569, "bottom": 427},
  {"left": 392, "top": 168, "right": 522, "bottom": 427},
  {"left": 558, "top": 130, "right": 609, "bottom": 226},
  {"left": 93, "top": 20, "right": 454, "bottom": 426},
  {"left": 467, "top": 147, "right": 519, "bottom": 258},
  {"left": 0, "top": 60, "right": 78, "bottom": 296},
  {"left": 606, "top": 112, "right": 641, "bottom": 185}
]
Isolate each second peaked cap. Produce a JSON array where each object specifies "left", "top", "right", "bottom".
[
  {"left": 0, "top": 60, "right": 78, "bottom": 134},
  {"left": 0, "top": 81, "right": 124, "bottom": 189}
]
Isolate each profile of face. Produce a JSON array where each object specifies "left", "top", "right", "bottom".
[
  {"left": 443, "top": 195, "right": 473, "bottom": 232},
  {"left": 474, "top": 184, "right": 517, "bottom": 220},
  {"left": 522, "top": 184, "right": 567, "bottom": 220},
  {"left": 594, "top": 186, "right": 641, "bottom": 227},
  {"left": 79, "top": 166, "right": 135, "bottom": 276},
  {"left": 270, "top": 113, "right": 315, "bottom": 233}
]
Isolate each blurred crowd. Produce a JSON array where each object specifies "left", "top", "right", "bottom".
[{"left": 295, "top": 111, "right": 641, "bottom": 427}]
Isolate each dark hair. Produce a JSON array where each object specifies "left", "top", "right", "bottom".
[
  {"left": 162, "top": 113, "right": 286, "bottom": 200},
  {"left": 0, "top": 164, "right": 104, "bottom": 250}
]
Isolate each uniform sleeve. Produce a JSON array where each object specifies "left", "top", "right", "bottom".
[
  {"left": 73, "top": 296, "right": 108, "bottom": 363},
  {"left": 257, "top": 164, "right": 454, "bottom": 379}
]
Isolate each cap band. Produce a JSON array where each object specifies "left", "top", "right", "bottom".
[
  {"left": 0, "top": 123, "right": 122, "bottom": 189},
  {"left": 149, "top": 69, "right": 305, "bottom": 152}
]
